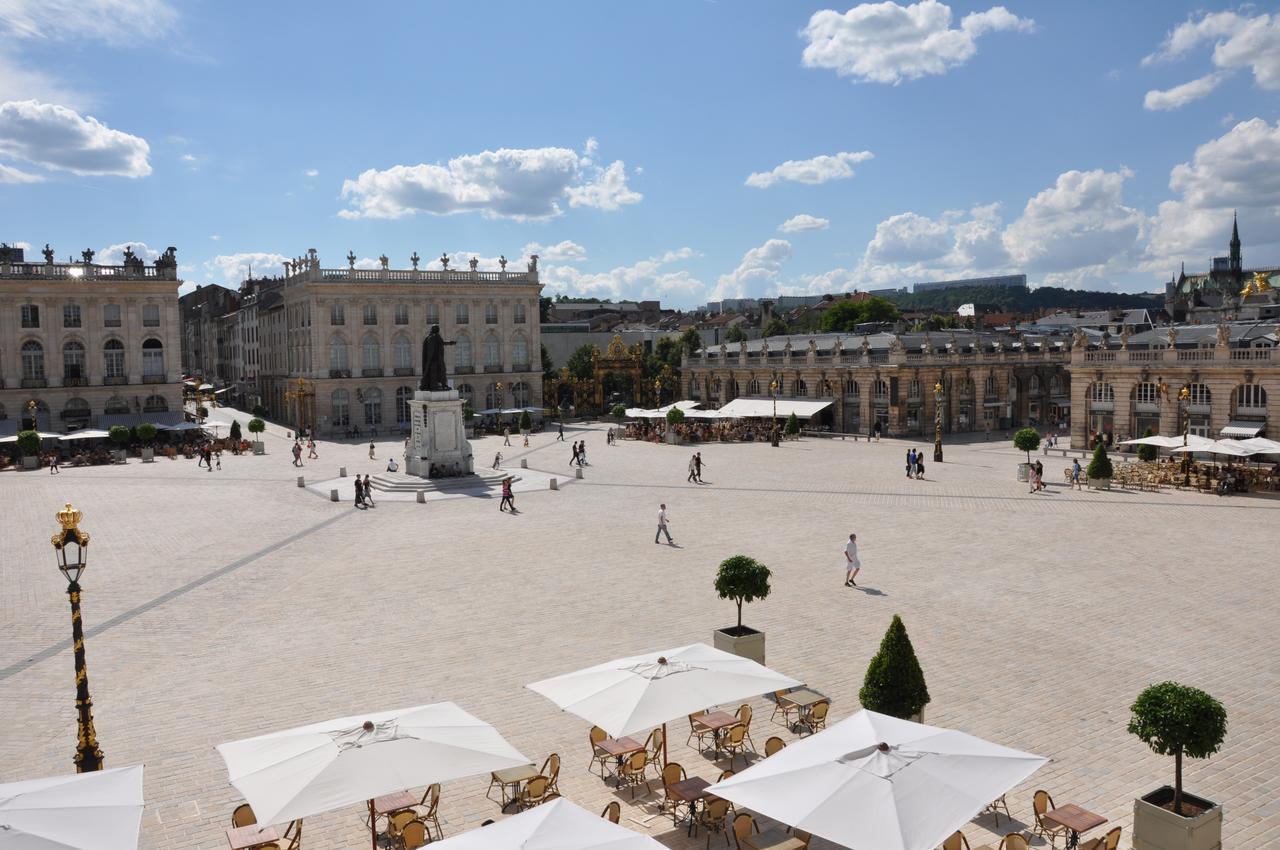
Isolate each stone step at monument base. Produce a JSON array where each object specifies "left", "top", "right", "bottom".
[{"left": 369, "top": 470, "right": 518, "bottom": 493}]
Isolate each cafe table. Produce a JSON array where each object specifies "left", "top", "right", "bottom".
[
  {"left": 694, "top": 711, "right": 740, "bottom": 754},
  {"left": 596, "top": 735, "right": 646, "bottom": 784},
  {"left": 1043, "top": 803, "right": 1107, "bottom": 850},
  {"left": 490, "top": 763, "right": 539, "bottom": 809},
  {"left": 740, "top": 826, "right": 807, "bottom": 850},
  {"left": 777, "top": 689, "right": 826, "bottom": 733},
  {"left": 226, "top": 824, "right": 278, "bottom": 850},
  {"left": 666, "top": 776, "right": 712, "bottom": 835}
]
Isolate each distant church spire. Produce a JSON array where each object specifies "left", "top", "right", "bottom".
[{"left": 1229, "top": 210, "right": 1242, "bottom": 273}]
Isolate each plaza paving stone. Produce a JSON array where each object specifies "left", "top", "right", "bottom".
[{"left": 1, "top": 417, "right": 1277, "bottom": 849}]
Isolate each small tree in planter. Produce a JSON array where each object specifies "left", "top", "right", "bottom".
[
  {"left": 859, "top": 615, "right": 930, "bottom": 721},
  {"left": 712, "top": 555, "right": 772, "bottom": 663},
  {"left": 1013, "top": 427, "right": 1041, "bottom": 462},
  {"left": 784, "top": 412, "right": 800, "bottom": 437},
  {"left": 229, "top": 420, "right": 242, "bottom": 443},
  {"left": 1129, "top": 682, "right": 1226, "bottom": 817},
  {"left": 17, "top": 429, "right": 41, "bottom": 469},
  {"left": 1138, "top": 427, "right": 1159, "bottom": 462},
  {"left": 665, "top": 406, "right": 685, "bottom": 444},
  {"left": 247, "top": 418, "right": 265, "bottom": 454},
  {"left": 519, "top": 410, "right": 532, "bottom": 433},
  {"left": 251, "top": 404, "right": 267, "bottom": 418},
  {"left": 108, "top": 425, "right": 131, "bottom": 463},
  {"left": 1087, "top": 442, "right": 1114, "bottom": 487},
  {"left": 611, "top": 403, "right": 627, "bottom": 422},
  {"left": 136, "top": 423, "right": 158, "bottom": 461}
]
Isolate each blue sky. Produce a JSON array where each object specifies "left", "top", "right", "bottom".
[{"left": 2, "top": 1, "right": 1279, "bottom": 306}]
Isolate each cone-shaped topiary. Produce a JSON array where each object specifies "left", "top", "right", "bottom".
[
  {"left": 1087, "top": 442, "right": 1113, "bottom": 479},
  {"left": 859, "top": 615, "right": 930, "bottom": 720},
  {"left": 1137, "top": 427, "right": 1158, "bottom": 461},
  {"left": 519, "top": 410, "right": 532, "bottom": 431},
  {"left": 1128, "top": 682, "right": 1226, "bottom": 816},
  {"left": 230, "top": 420, "right": 242, "bottom": 442},
  {"left": 785, "top": 412, "right": 800, "bottom": 435}
]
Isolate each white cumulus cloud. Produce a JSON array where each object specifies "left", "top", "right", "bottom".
[
  {"left": 1144, "top": 71, "right": 1232, "bottom": 111},
  {"left": 746, "top": 151, "right": 872, "bottom": 188},
  {"left": 778, "top": 214, "right": 830, "bottom": 233},
  {"left": 565, "top": 159, "right": 642, "bottom": 210},
  {"left": 524, "top": 240, "right": 587, "bottom": 262},
  {"left": 97, "top": 241, "right": 161, "bottom": 265},
  {"left": 0, "top": 162, "right": 42, "bottom": 183},
  {"left": 540, "top": 248, "right": 699, "bottom": 301},
  {"left": 801, "top": 1, "right": 1034, "bottom": 85},
  {"left": 1142, "top": 11, "right": 1280, "bottom": 109},
  {"left": 206, "top": 252, "right": 290, "bottom": 284},
  {"left": 711, "top": 239, "right": 793, "bottom": 299},
  {"left": 0, "top": 100, "right": 151, "bottom": 177}
]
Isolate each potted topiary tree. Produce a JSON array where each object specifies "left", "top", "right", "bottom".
[
  {"left": 108, "top": 424, "right": 131, "bottom": 463},
  {"left": 16, "top": 429, "right": 42, "bottom": 470},
  {"left": 1013, "top": 427, "right": 1041, "bottom": 481},
  {"left": 611, "top": 402, "right": 627, "bottom": 423},
  {"left": 1128, "top": 682, "right": 1227, "bottom": 850},
  {"left": 519, "top": 409, "right": 532, "bottom": 434},
  {"left": 251, "top": 404, "right": 267, "bottom": 418},
  {"left": 247, "top": 417, "right": 266, "bottom": 454},
  {"left": 136, "top": 423, "right": 158, "bottom": 462},
  {"left": 712, "top": 555, "right": 772, "bottom": 664},
  {"left": 1138, "top": 427, "right": 1159, "bottom": 462},
  {"left": 1087, "top": 442, "right": 1114, "bottom": 489},
  {"left": 229, "top": 419, "right": 242, "bottom": 451},
  {"left": 665, "top": 407, "right": 685, "bottom": 445},
  {"left": 784, "top": 412, "right": 801, "bottom": 439},
  {"left": 859, "top": 614, "right": 931, "bottom": 722}
]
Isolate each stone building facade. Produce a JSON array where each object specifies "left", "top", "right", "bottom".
[
  {"left": 249, "top": 250, "right": 543, "bottom": 436},
  {"left": 0, "top": 245, "right": 184, "bottom": 434}
]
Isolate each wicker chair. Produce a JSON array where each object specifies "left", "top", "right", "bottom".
[
  {"left": 998, "top": 835, "right": 1030, "bottom": 850},
  {"left": 1080, "top": 826, "right": 1122, "bottom": 850},
  {"left": 415, "top": 784, "right": 442, "bottom": 841},
  {"left": 517, "top": 775, "right": 550, "bottom": 811},
  {"left": 618, "top": 750, "right": 651, "bottom": 799},
  {"left": 589, "top": 726, "right": 612, "bottom": 778},
  {"left": 398, "top": 819, "right": 429, "bottom": 850},
  {"left": 645, "top": 727, "right": 665, "bottom": 768},
  {"left": 660, "top": 762, "right": 688, "bottom": 818},
  {"left": 800, "top": 700, "right": 829, "bottom": 735},
  {"left": 764, "top": 736, "right": 786, "bottom": 757},
  {"left": 231, "top": 804, "right": 257, "bottom": 827},
  {"left": 541, "top": 753, "right": 561, "bottom": 796},
  {"left": 386, "top": 810, "right": 418, "bottom": 845},
  {"left": 731, "top": 812, "right": 758, "bottom": 849},
  {"left": 770, "top": 689, "right": 800, "bottom": 726},
  {"left": 721, "top": 723, "right": 751, "bottom": 769},
  {"left": 942, "top": 830, "right": 972, "bottom": 850},
  {"left": 1032, "top": 790, "right": 1070, "bottom": 849},
  {"left": 697, "top": 798, "right": 732, "bottom": 849},
  {"left": 688, "top": 712, "right": 715, "bottom": 749},
  {"left": 601, "top": 801, "right": 621, "bottom": 823}
]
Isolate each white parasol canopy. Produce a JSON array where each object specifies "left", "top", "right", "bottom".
[
  {"left": 427, "top": 797, "right": 664, "bottom": 850},
  {"left": 1238, "top": 436, "right": 1280, "bottom": 454},
  {"left": 1170, "top": 440, "right": 1255, "bottom": 457},
  {"left": 1119, "top": 434, "right": 1215, "bottom": 449},
  {"left": 159, "top": 422, "right": 204, "bottom": 432},
  {"left": 216, "top": 702, "right": 528, "bottom": 830},
  {"left": 527, "top": 643, "right": 802, "bottom": 743},
  {"left": 0, "top": 765, "right": 144, "bottom": 850},
  {"left": 0, "top": 432, "right": 62, "bottom": 443},
  {"left": 710, "top": 710, "right": 1047, "bottom": 850},
  {"left": 59, "top": 429, "right": 112, "bottom": 441}
]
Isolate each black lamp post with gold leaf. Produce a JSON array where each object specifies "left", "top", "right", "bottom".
[{"left": 51, "top": 503, "right": 104, "bottom": 772}]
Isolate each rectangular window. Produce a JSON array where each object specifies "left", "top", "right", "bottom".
[
  {"left": 394, "top": 304, "right": 409, "bottom": 325},
  {"left": 142, "top": 304, "right": 160, "bottom": 326},
  {"left": 103, "top": 304, "right": 122, "bottom": 327},
  {"left": 426, "top": 304, "right": 439, "bottom": 325},
  {"left": 20, "top": 304, "right": 39, "bottom": 328},
  {"left": 363, "top": 304, "right": 378, "bottom": 325},
  {"left": 330, "top": 304, "right": 345, "bottom": 326},
  {"left": 456, "top": 304, "right": 469, "bottom": 324},
  {"left": 513, "top": 303, "right": 527, "bottom": 324},
  {"left": 484, "top": 304, "right": 498, "bottom": 324},
  {"left": 63, "top": 304, "right": 81, "bottom": 328}
]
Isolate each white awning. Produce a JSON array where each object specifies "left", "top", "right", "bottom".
[
  {"left": 1221, "top": 421, "right": 1264, "bottom": 438},
  {"left": 715, "top": 398, "right": 834, "bottom": 419}
]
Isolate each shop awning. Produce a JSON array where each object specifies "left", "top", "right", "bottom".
[
  {"left": 1221, "top": 421, "right": 1264, "bottom": 438},
  {"left": 716, "top": 398, "right": 833, "bottom": 419}
]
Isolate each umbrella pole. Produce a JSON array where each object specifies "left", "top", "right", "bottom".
[
  {"left": 663, "top": 721, "right": 669, "bottom": 766},
  {"left": 369, "top": 799, "right": 377, "bottom": 850}
]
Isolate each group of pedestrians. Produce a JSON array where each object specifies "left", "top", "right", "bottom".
[
  {"left": 685, "top": 451, "right": 706, "bottom": 483},
  {"left": 1027, "top": 459, "right": 1046, "bottom": 493},
  {"left": 570, "top": 441, "right": 588, "bottom": 467},
  {"left": 904, "top": 448, "right": 925, "bottom": 479},
  {"left": 196, "top": 442, "right": 220, "bottom": 471},
  {"left": 499, "top": 476, "right": 517, "bottom": 512},
  {"left": 353, "top": 473, "right": 376, "bottom": 508}
]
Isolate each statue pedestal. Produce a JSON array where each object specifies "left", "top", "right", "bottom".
[{"left": 405, "top": 390, "right": 474, "bottom": 478}]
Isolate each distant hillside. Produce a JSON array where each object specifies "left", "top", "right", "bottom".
[{"left": 882, "top": 285, "right": 1163, "bottom": 313}]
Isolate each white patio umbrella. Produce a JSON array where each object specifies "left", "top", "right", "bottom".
[
  {"left": 0, "top": 432, "right": 61, "bottom": 442},
  {"left": 1239, "top": 436, "right": 1280, "bottom": 454},
  {"left": 527, "top": 643, "right": 802, "bottom": 763},
  {"left": 1170, "top": 440, "right": 1254, "bottom": 457},
  {"left": 216, "top": 702, "right": 529, "bottom": 849},
  {"left": 59, "top": 429, "right": 111, "bottom": 441},
  {"left": 710, "top": 710, "right": 1047, "bottom": 850},
  {"left": 427, "top": 797, "right": 664, "bottom": 850},
  {"left": 0, "top": 764, "right": 144, "bottom": 850},
  {"left": 1119, "top": 434, "right": 1214, "bottom": 449}
]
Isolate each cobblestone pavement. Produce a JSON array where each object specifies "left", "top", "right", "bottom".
[{"left": 2, "top": 419, "right": 1276, "bottom": 849}]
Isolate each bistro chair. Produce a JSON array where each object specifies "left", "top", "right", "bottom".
[
  {"left": 281, "top": 820, "right": 302, "bottom": 850},
  {"left": 735, "top": 704, "right": 756, "bottom": 751},
  {"left": 517, "top": 775, "right": 550, "bottom": 811},
  {"left": 1032, "top": 790, "right": 1070, "bottom": 848},
  {"left": 618, "top": 750, "right": 652, "bottom": 799},
  {"left": 698, "top": 798, "right": 733, "bottom": 849},
  {"left": 770, "top": 688, "right": 800, "bottom": 726},
  {"left": 1080, "top": 826, "right": 1122, "bottom": 850},
  {"left": 398, "top": 819, "right": 429, "bottom": 850},
  {"left": 998, "top": 835, "right": 1030, "bottom": 850},
  {"left": 942, "top": 830, "right": 972, "bottom": 850},
  {"left": 688, "top": 712, "right": 715, "bottom": 750},
  {"left": 721, "top": 723, "right": 751, "bottom": 769},
  {"left": 791, "top": 828, "right": 812, "bottom": 848},
  {"left": 386, "top": 810, "right": 418, "bottom": 844},
  {"left": 661, "top": 762, "right": 688, "bottom": 817},
  {"left": 541, "top": 753, "right": 561, "bottom": 796},
  {"left": 415, "top": 784, "right": 442, "bottom": 841},
  {"left": 601, "top": 801, "right": 621, "bottom": 823},
  {"left": 645, "top": 727, "right": 665, "bottom": 768},
  {"left": 983, "top": 794, "right": 1011, "bottom": 828},
  {"left": 589, "top": 725, "right": 612, "bottom": 778},
  {"left": 764, "top": 736, "right": 786, "bottom": 757},
  {"left": 731, "top": 812, "right": 758, "bottom": 849},
  {"left": 231, "top": 804, "right": 257, "bottom": 827},
  {"left": 800, "top": 700, "right": 829, "bottom": 735}
]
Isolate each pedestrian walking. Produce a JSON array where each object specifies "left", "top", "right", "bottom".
[
  {"left": 500, "top": 476, "right": 515, "bottom": 512},
  {"left": 503, "top": 427, "right": 512, "bottom": 447},
  {"left": 353, "top": 476, "right": 365, "bottom": 508},
  {"left": 557, "top": 422, "right": 565, "bottom": 441},
  {"left": 307, "top": 439, "right": 318, "bottom": 459},
  {"left": 915, "top": 453, "right": 925, "bottom": 479},
  {"left": 570, "top": 442, "right": 580, "bottom": 467},
  {"left": 292, "top": 442, "right": 302, "bottom": 466},
  {"left": 215, "top": 451, "right": 222, "bottom": 471},
  {"left": 694, "top": 451, "right": 705, "bottom": 483},
  {"left": 1071, "top": 457, "right": 1083, "bottom": 490},
  {"left": 906, "top": 448, "right": 916, "bottom": 479},
  {"left": 843, "top": 533, "right": 861, "bottom": 587},
  {"left": 1034, "top": 459, "right": 1044, "bottom": 491},
  {"left": 362, "top": 474, "right": 375, "bottom": 506},
  {"left": 48, "top": 452, "right": 60, "bottom": 474},
  {"left": 655, "top": 503, "right": 674, "bottom": 545},
  {"left": 687, "top": 453, "right": 698, "bottom": 483},
  {"left": 579, "top": 441, "right": 588, "bottom": 466},
  {"left": 522, "top": 433, "right": 529, "bottom": 448},
  {"left": 368, "top": 440, "right": 376, "bottom": 460},
  {"left": 493, "top": 452, "right": 502, "bottom": 470}
]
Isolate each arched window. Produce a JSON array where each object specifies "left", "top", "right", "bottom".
[
  {"left": 329, "top": 335, "right": 349, "bottom": 372},
  {"left": 103, "top": 339, "right": 125, "bottom": 379},
  {"left": 457, "top": 383, "right": 474, "bottom": 407},
  {"left": 330, "top": 389, "right": 350, "bottom": 427},
  {"left": 844, "top": 377, "right": 859, "bottom": 397},
  {"left": 1236, "top": 384, "right": 1267, "bottom": 411},
  {"left": 1089, "top": 382, "right": 1115, "bottom": 404},
  {"left": 62, "top": 340, "right": 86, "bottom": 380},
  {"left": 361, "top": 333, "right": 381, "bottom": 373},
  {"left": 874, "top": 379, "right": 889, "bottom": 400},
  {"left": 484, "top": 332, "right": 501, "bottom": 368},
  {"left": 1029, "top": 374, "right": 1041, "bottom": 395},
  {"left": 909, "top": 379, "right": 921, "bottom": 399},
  {"left": 1049, "top": 374, "right": 1064, "bottom": 396},
  {"left": 1007, "top": 375, "right": 1018, "bottom": 399},
  {"left": 984, "top": 374, "right": 998, "bottom": 397},
  {"left": 795, "top": 379, "right": 808, "bottom": 397},
  {"left": 1133, "top": 382, "right": 1160, "bottom": 405},
  {"left": 21, "top": 340, "right": 44, "bottom": 381},
  {"left": 486, "top": 382, "right": 503, "bottom": 409},
  {"left": 363, "top": 304, "right": 378, "bottom": 325},
  {"left": 362, "top": 387, "right": 382, "bottom": 425},
  {"left": 455, "top": 333, "right": 472, "bottom": 369},
  {"left": 395, "top": 386, "right": 413, "bottom": 423},
  {"left": 748, "top": 379, "right": 761, "bottom": 395},
  {"left": 511, "top": 381, "right": 530, "bottom": 407},
  {"left": 392, "top": 333, "right": 412, "bottom": 372},
  {"left": 512, "top": 334, "right": 529, "bottom": 368},
  {"left": 484, "top": 303, "right": 498, "bottom": 324},
  {"left": 141, "top": 338, "right": 164, "bottom": 379},
  {"left": 142, "top": 394, "right": 168, "bottom": 412},
  {"left": 62, "top": 397, "right": 90, "bottom": 426},
  {"left": 1187, "top": 383, "right": 1210, "bottom": 406},
  {"left": 104, "top": 395, "right": 129, "bottom": 414}
]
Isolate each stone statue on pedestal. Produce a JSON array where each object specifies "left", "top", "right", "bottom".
[{"left": 419, "top": 324, "right": 455, "bottom": 391}]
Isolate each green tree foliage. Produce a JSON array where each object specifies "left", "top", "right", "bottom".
[
  {"left": 566, "top": 344, "right": 596, "bottom": 381},
  {"left": 16, "top": 429, "right": 41, "bottom": 456},
  {"left": 714, "top": 555, "right": 772, "bottom": 629},
  {"left": 820, "top": 297, "right": 902, "bottom": 333},
  {"left": 724, "top": 325, "right": 748, "bottom": 343},
  {"left": 785, "top": 412, "right": 800, "bottom": 435},
  {"left": 1138, "top": 427, "right": 1158, "bottom": 461},
  {"left": 611, "top": 403, "right": 628, "bottom": 421},
  {"left": 883, "top": 284, "right": 1162, "bottom": 314},
  {"left": 135, "top": 423, "right": 157, "bottom": 444},
  {"left": 1087, "top": 443, "right": 1114, "bottom": 479},
  {"left": 1013, "top": 427, "right": 1041, "bottom": 462},
  {"left": 1128, "top": 682, "right": 1227, "bottom": 815},
  {"left": 519, "top": 410, "right": 532, "bottom": 431},
  {"left": 108, "top": 425, "right": 131, "bottom": 446},
  {"left": 679, "top": 328, "right": 703, "bottom": 356},
  {"left": 539, "top": 296, "right": 553, "bottom": 323},
  {"left": 247, "top": 418, "right": 266, "bottom": 436},
  {"left": 665, "top": 407, "right": 686, "bottom": 425},
  {"left": 762, "top": 317, "right": 790, "bottom": 338},
  {"left": 230, "top": 420, "right": 243, "bottom": 442},
  {"left": 251, "top": 405, "right": 267, "bottom": 418},
  {"left": 859, "top": 615, "right": 931, "bottom": 719},
  {"left": 541, "top": 343, "right": 556, "bottom": 381}
]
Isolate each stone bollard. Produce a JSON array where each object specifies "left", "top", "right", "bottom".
[
  {"left": 329, "top": 489, "right": 339, "bottom": 502},
  {"left": 520, "top": 458, "right": 528, "bottom": 468},
  {"left": 297, "top": 476, "right": 305, "bottom": 488},
  {"left": 339, "top": 466, "right": 347, "bottom": 477},
  {"left": 549, "top": 478, "right": 558, "bottom": 490},
  {"left": 416, "top": 491, "right": 426, "bottom": 503},
  {"left": 575, "top": 467, "right": 583, "bottom": 479}
]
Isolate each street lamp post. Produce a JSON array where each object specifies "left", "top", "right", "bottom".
[
  {"left": 933, "top": 380, "right": 944, "bottom": 462},
  {"left": 654, "top": 378, "right": 662, "bottom": 408},
  {"left": 51, "top": 503, "right": 104, "bottom": 772},
  {"left": 770, "top": 379, "right": 780, "bottom": 447},
  {"left": 1178, "top": 385, "right": 1192, "bottom": 485}
]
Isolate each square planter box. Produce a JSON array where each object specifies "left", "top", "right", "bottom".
[
  {"left": 1017, "top": 463, "right": 1031, "bottom": 482},
  {"left": 141, "top": 447, "right": 155, "bottom": 463},
  {"left": 713, "top": 626, "right": 765, "bottom": 665},
  {"left": 21, "top": 455, "right": 39, "bottom": 471},
  {"left": 1133, "top": 787, "right": 1221, "bottom": 850},
  {"left": 1088, "top": 477, "right": 1111, "bottom": 490},
  {"left": 253, "top": 442, "right": 265, "bottom": 455}
]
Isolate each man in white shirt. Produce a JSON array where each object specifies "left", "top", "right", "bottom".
[
  {"left": 844, "top": 532, "right": 861, "bottom": 587},
  {"left": 655, "top": 503, "right": 673, "bottom": 545}
]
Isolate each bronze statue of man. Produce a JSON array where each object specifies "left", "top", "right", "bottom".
[{"left": 419, "top": 324, "right": 455, "bottom": 391}]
